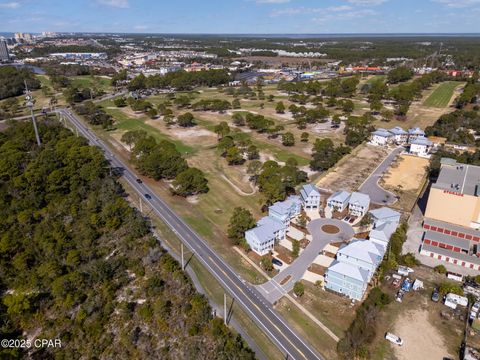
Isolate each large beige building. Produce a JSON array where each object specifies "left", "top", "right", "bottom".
[
  {"left": 421, "top": 158, "right": 480, "bottom": 271},
  {"left": 425, "top": 158, "right": 480, "bottom": 229}
]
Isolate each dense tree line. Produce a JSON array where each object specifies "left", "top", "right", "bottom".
[
  {"left": 0, "top": 120, "right": 252, "bottom": 359},
  {"left": 387, "top": 66, "right": 414, "bottom": 84},
  {"left": 0, "top": 66, "right": 40, "bottom": 100},
  {"left": 310, "top": 138, "right": 351, "bottom": 171},
  {"left": 122, "top": 130, "right": 208, "bottom": 196},
  {"left": 344, "top": 114, "right": 375, "bottom": 147},
  {"left": 128, "top": 69, "right": 231, "bottom": 91},
  {"left": 456, "top": 79, "right": 480, "bottom": 109},
  {"left": 75, "top": 101, "right": 114, "bottom": 128},
  {"left": 425, "top": 110, "right": 480, "bottom": 144},
  {"left": 192, "top": 99, "right": 231, "bottom": 112}
]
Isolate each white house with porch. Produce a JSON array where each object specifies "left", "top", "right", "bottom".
[
  {"left": 348, "top": 192, "right": 371, "bottom": 217},
  {"left": 300, "top": 184, "right": 321, "bottom": 209},
  {"left": 408, "top": 127, "right": 426, "bottom": 143},
  {"left": 410, "top": 137, "right": 433, "bottom": 157},
  {"left": 389, "top": 126, "right": 408, "bottom": 144},
  {"left": 327, "top": 190, "right": 351, "bottom": 212},
  {"left": 370, "top": 128, "right": 394, "bottom": 146}
]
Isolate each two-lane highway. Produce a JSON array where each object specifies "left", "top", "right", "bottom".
[{"left": 56, "top": 109, "right": 323, "bottom": 360}]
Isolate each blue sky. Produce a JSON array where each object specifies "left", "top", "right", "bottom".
[{"left": 1, "top": 0, "right": 479, "bottom": 34}]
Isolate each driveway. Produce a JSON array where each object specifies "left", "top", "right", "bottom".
[
  {"left": 359, "top": 146, "right": 403, "bottom": 205},
  {"left": 256, "top": 219, "right": 354, "bottom": 303}
]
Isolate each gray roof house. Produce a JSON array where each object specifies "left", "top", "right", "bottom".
[
  {"left": 327, "top": 190, "right": 351, "bottom": 211},
  {"left": 371, "top": 128, "right": 394, "bottom": 146},
  {"left": 300, "top": 184, "right": 321, "bottom": 209},
  {"left": 268, "top": 195, "right": 302, "bottom": 226},
  {"left": 369, "top": 207, "right": 401, "bottom": 227},
  {"left": 389, "top": 126, "right": 408, "bottom": 144},
  {"left": 408, "top": 127, "right": 426, "bottom": 143},
  {"left": 245, "top": 216, "right": 286, "bottom": 256},
  {"left": 369, "top": 221, "right": 398, "bottom": 246},
  {"left": 348, "top": 192, "right": 371, "bottom": 217}
]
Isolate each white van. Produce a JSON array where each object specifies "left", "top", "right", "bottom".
[{"left": 385, "top": 332, "right": 404, "bottom": 346}]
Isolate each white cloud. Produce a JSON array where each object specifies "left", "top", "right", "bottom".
[
  {"left": 0, "top": 2, "right": 20, "bottom": 9},
  {"left": 95, "top": 0, "right": 129, "bottom": 8},
  {"left": 433, "top": 0, "right": 480, "bottom": 8},
  {"left": 347, "top": 0, "right": 387, "bottom": 4},
  {"left": 255, "top": 0, "right": 291, "bottom": 3},
  {"left": 327, "top": 5, "right": 353, "bottom": 11},
  {"left": 313, "top": 9, "right": 378, "bottom": 23},
  {"left": 134, "top": 25, "right": 148, "bottom": 30}
]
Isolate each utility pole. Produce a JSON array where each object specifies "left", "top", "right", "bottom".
[
  {"left": 224, "top": 293, "right": 227, "bottom": 325},
  {"left": 24, "top": 80, "right": 41, "bottom": 146},
  {"left": 181, "top": 243, "right": 184, "bottom": 270}
]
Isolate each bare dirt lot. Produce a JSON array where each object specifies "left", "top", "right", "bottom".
[
  {"left": 380, "top": 154, "right": 429, "bottom": 211},
  {"left": 316, "top": 144, "right": 390, "bottom": 192},
  {"left": 393, "top": 308, "right": 454, "bottom": 360}
]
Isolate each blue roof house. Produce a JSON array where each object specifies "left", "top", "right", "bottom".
[
  {"left": 408, "top": 127, "right": 426, "bottom": 143},
  {"left": 389, "top": 126, "right": 408, "bottom": 144},
  {"left": 268, "top": 195, "right": 302, "bottom": 226},
  {"left": 369, "top": 207, "right": 401, "bottom": 228},
  {"left": 245, "top": 216, "right": 286, "bottom": 256},
  {"left": 369, "top": 221, "right": 398, "bottom": 247},
  {"left": 370, "top": 128, "right": 394, "bottom": 146},
  {"left": 300, "top": 184, "right": 321, "bottom": 209}
]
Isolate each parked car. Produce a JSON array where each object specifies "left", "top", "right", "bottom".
[
  {"left": 136, "top": 178, "right": 142, "bottom": 184},
  {"left": 385, "top": 332, "right": 404, "bottom": 346},
  {"left": 395, "top": 290, "right": 404, "bottom": 303},
  {"left": 144, "top": 194, "right": 152, "bottom": 200},
  {"left": 344, "top": 216, "right": 350, "bottom": 222},
  {"left": 272, "top": 258, "right": 283, "bottom": 267},
  {"left": 349, "top": 217, "right": 355, "bottom": 224},
  {"left": 431, "top": 288, "right": 440, "bottom": 302}
]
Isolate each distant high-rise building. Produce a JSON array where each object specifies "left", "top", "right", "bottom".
[{"left": 0, "top": 40, "right": 10, "bottom": 62}]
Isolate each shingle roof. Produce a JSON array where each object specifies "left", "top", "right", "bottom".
[
  {"left": 372, "top": 128, "right": 393, "bottom": 138},
  {"left": 328, "top": 260, "right": 370, "bottom": 282},
  {"left": 369, "top": 221, "right": 398, "bottom": 243},
  {"left": 349, "top": 192, "right": 370, "bottom": 208},
  {"left": 338, "top": 239, "right": 386, "bottom": 265},
  {"left": 389, "top": 126, "right": 407, "bottom": 135},
  {"left": 300, "top": 184, "right": 320, "bottom": 199},
  {"left": 411, "top": 138, "right": 433, "bottom": 146},
  {"left": 328, "top": 190, "right": 351, "bottom": 203},
  {"left": 369, "top": 207, "right": 401, "bottom": 221}
]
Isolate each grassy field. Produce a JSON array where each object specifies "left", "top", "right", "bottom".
[
  {"left": 70, "top": 75, "right": 113, "bottom": 92},
  {"left": 423, "top": 81, "right": 464, "bottom": 108}
]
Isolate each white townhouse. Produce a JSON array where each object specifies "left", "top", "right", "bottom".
[
  {"left": 327, "top": 190, "right": 351, "bottom": 212},
  {"left": 348, "top": 192, "right": 371, "bottom": 217},
  {"left": 244, "top": 216, "right": 285, "bottom": 256},
  {"left": 300, "top": 184, "right": 321, "bottom": 209},
  {"left": 410, "top": 137, "right": 433, "bottom": 157},
  {"left": 370, "top": 128, "right": 394, "bottom": 146},
  {"left": 369, "top": 207, "right": 401, "bottom": 228},
  {"left": 389, "top": 126, "right": 408, "bottom": 145},
  {"left": 408, "top": 127, "right": 426, "bottom": 143},
  {"left": 369, "top": 221, "right": 398, "bottom": 247}
]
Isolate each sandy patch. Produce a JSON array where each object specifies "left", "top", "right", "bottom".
[
  {"left": 382, "top": 155, "right": 429, "bottom": 192},
  {"left": 121, "top": 107, "right": 144, "bottom": 119},
  {"left": 169, "top": 127, "right": 216, "bottom": 139},
  {"left": 393, "top": 308, "right": 453, "bottom": 360}
]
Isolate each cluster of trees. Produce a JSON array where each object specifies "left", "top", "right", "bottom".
[
  {"left": 192, "top": 99, "right": 231, "bottom": 112},
  {"left": 110, "top": 69, "right": 128, "bottom": 86},
  {"left": 387, "top": 66, "right": 414, "bottom": 84},
  {"left": 456, "top": 79, "right": 480, "bottom": 109},
  {"left": 64, "top": 85, "right": 104, "bottom": 103},
  {"left": 337, "top": 287, "right": 391, "bottom": 359},
  {"left": 122, "top": 130, "right": 208, "bottom": 196},
  {"left": 310, "top": 138, "right": 351, "bottom": 171},
  {"left": 0, "top": 66, "right": 40, "bottom": 100},
  {"left": 278, "top": 77, "right": 360, "bottom": 99},
  {"left": 425, "top": 110, "right": 480, "bottom": 144},
  {"left": 45, "top": 64, "right": 90, "bottom": 77},
  {"left": 0, "top": 97, "right": 21, "bottom": 119},
  {"left": 128, "top": 69, "right": 231, "bottom": 91},
  {"left": 428, "top": 148, "right": 480, "bottom": 177},
  {"left": 255, "top": 159, "right": 308, "bottom": 205},
  {"left": 0, "top": 121, "right": 252, "bottom": 359},
  {"left": 75, "top": 101, "right": 114, "bottom": 128},
  {"left": 227, "top": 207, "right": 256, "bottom": 247},
  {"left": 344, "top": 114, "right": 375, "bottom": 147},
  {"left": 216, "top": 123, "right": 259, "bottom": 165}
]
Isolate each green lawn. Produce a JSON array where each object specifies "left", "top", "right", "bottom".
[
  {"left": 70, "top": 75, "right": 112, "bottom": 92},
  {"left": 104, "top": 107, "right": 194, "bottom": 154},
  {"left": 423, "top": 81, "right": 464, "bottom": 108}
]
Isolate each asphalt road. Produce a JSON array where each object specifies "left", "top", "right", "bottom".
[
  {"left": 56, "top": 109, "right": 323, "bottom": 360},
  {"left": 358, "top": 147, "right": 403, "bottom": 205}
]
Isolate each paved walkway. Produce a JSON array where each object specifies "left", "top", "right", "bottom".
[
  {"left": 256, "top": 219, "right": 354, "bottom": 304},
  {"left": 359, "top": 146, "right": 403, "bottom": 205}
]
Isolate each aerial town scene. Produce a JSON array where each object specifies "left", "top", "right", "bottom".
[{"left": 1, "top": 0, "right": 480, "bottom": 359}]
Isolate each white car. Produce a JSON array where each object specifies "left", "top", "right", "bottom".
[{"left": 385, "top": 332, "right": 404, "bottom": 346}]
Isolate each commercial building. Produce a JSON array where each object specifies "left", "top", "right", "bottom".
[
  {"left": 0, "top": 40, "right": 10, "bottom": 62},
  {"left": 420, "top": 158, "right": 480, "bottom": 270}
]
